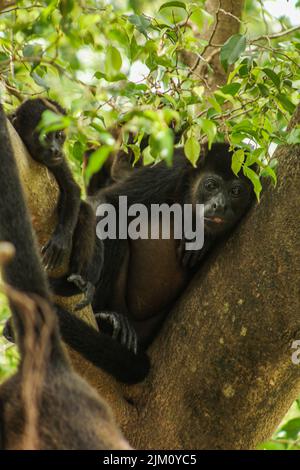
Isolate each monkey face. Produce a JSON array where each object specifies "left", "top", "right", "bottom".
[
  {"left": 195, "top": 172, "right": 253, "bottom": 235},
  {"left": 41, "top": 130, "right": 66, "bottom": 166}
]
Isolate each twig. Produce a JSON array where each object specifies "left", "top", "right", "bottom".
[
  {"left": 219, "top": 8, "right": 243, "bottom": 24},
  {"left": 252, "top": 25, "right": 300, "bottom": 42}
]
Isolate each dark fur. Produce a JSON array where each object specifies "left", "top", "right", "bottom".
[
  {"left": 0, "top": 103, "right": 150, "bottom": 383},
  {"left": 88, "top": 143, "right": 256, "bottom": 346},
  {"left": 11, "top": 98, "right": 98, "bottom": 284},
  {"left": 39, "top": 129, "right": 255, "bottom": 374}
]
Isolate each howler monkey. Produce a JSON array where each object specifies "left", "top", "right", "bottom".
[
  {"left": 0, "top": 103, "right": 149, "bottom": 384},
  {"left": 10, "top": 98, "right": 100, "bottom": 306},
  {"left": 0, "top": 245, "right": 131, "bottom": 449},
  {"left": 87, "top": 143, "right": 256, "bottom": 347}
]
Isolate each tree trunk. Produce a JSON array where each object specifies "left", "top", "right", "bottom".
[
  {"left": 128, "top": 140, "right": 300, "bottom": 449},
  {"left": 182, "top": 0, "right": 244, "bottom": 88}
]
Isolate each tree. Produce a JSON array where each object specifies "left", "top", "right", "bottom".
[{"left": 1, "top": 0, "right": 300, "bottom": 449}]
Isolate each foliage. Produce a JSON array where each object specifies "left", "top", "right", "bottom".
[
  {"left": 259, "top": 401, "right": 300, "bottom": 450},
  {"left": 0, "top": 0, "right": 299, "bottom": 197},
  {"left": 0, "top": 293, "right": 19, "bottom": 381}
]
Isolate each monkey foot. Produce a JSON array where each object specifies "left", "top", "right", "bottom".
[
  {"left": 67, "top": 274, "right": 95, "bottom": 311},
  {"left": 95, "top": 311, "right": 138, "bottom": 355},
  {"left": 42, "top": 234, "right": 71, "bottom": 272}
]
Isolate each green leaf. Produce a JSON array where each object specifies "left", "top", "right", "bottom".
[
  {"left": 277, "top": 94, "right": 296, "bottom": 114},
  {"left": 257, "top": 83, "right": 269, "bottom": 97},
  {"left": 207, "top": 96, "right": 222, "bottom": 113},
  {"left": 0, "top": 52, "right": 9, "bottom": 62},
  {"left": 220, "top": 34, "right": 246, "bottom": 72},
  {"left": 128, "top": 15, "right": 151, "bottom": 38},
  {"left": 130, "top": 36, "right": 140, "bottom": 61},
  {"left": 94, "top": 71, "right": 107, "bottom": 80},
  {"left": 257, "top": 441, "right": 285, "bottom": 451},
  {"left": 142, "top": 146, "right": 155, "bottom": 165},
  {"left": 149, "top": 128, "right": 174, "bottom": 165},
  {"left": 231, "top": 149, "right": 244, "bottom": 176},
  {"left": 84, "top": 146, "right": 113, "bottom": 183},
  {"left": 127, "top": 144, "right": 141, "bottom": 165},
  {"left": 23, "top": 44, "right": 43, "bottom": 58},
  {"left": 280, "top": 418, "right": 300, "bottom": 440},
  {"left": 105, "top": 46, "right": 122, "bottom": 75},
  {"left": 72, "top": 141, "right": 85, "bottom": 161},
  {"left": 260, "top": 166, "right": 277, "bottom": 187},
  {"left": 287, "top": 127, "right": 300, "bottom": 144},
  {"left": 220, "top": 83, "right": 241, "bottom": 96},
  {"left": 159, "top": 1, "right": 187, "bottom": 11},
  {"left": 31, "top": 72, "right": 49, "bottom": 90},
  {"left": 214, "top": 90, "right": 236, "bottom": 105},
  {"left": 263, "top": 68, "right": 280, "bottom": 89},
  {"left": 184, "top": 136, "right": 200, "bottom": 166},
  {"left": 199, "top": 119, "right": 217, "bottom": 149},
  {"left": 243, "top": 166, "right": 262, "bottom": 201},
  {"left": 190, "top": 8, "right": 213, "bottom": 30},
  {"left": 107, "top": 28, "right": 130, "bottom": 50},
  {"left": 37, "top": 110, "right": 70, "bottom": 135},
  {"left": 59, "top": 0, "right": 74, "bottom": 16}
]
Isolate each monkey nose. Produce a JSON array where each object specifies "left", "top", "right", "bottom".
[{"left": 213, "top": 202, "right": 227, "bottom": 213}]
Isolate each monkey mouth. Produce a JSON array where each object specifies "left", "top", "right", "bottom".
[{"left": 204, "top": 216, "right": 225, "bottom": 224}]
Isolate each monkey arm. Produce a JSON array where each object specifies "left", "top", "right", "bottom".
[
  {"left": 50, "top": 161, "right": 81, "bottom": 235},
  {"left": 42, "top": 161, "right": 81, "bottom": 270}
]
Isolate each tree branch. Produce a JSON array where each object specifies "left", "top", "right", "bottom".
[{"left": 252, "top": 24, "right": 300, "bottom": 43}]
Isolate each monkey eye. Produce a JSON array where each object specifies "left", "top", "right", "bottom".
[
  {"left": 56, "top": 130, "right": 64, "bottom": 140},
  {"left": 204, "top": 178, "right": 218, "bottom": 191},
  {"left": 230, "top": 185, "right": 242, "bottom": 197}
]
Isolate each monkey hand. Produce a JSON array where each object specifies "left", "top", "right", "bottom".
[
  {"left": 42, "top": 232, "right": 72, "bottom": 271},
  {"left": 177, "top": 238, "right": 206, "bottom": 270},
  {"left": 67, "top": 274, "right": 95, "bottom": 311},
  {"left": 95, "top": 311, "right": 138, "bottom": 355}
]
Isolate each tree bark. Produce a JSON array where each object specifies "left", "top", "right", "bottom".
[{"left": 182, "top": 0, "right": 244, "bottom": 88}]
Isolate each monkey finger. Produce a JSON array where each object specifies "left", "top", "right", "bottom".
[
  {"left": 41, "top": 240, "right": 51, "bottom": 255},
  {"left": 42, "top": 246, "right": 54, "bottom": 269},
  {"left": 119, "top": 316, "right": 138, "bottom": 353},
  {"left": 95, "top": 311, "right": 121, "bottom": 340},
  {"left": 46, "top": 247, "right": 60, "bottom": 271},
  {"left": 53, "top": 249, "right": 65, "bottom": 270},
  {"left": 42, "top": 241, "right": 59, "bottom": 268},
  {"left": 124, "top": 317, "right": 138, "bottom": 354},
  {"left": 68, "top": 274, "right": 86, "bottom": 291},
  {"left": 74, "top": 283, "right": 95, "bottom": 310}
]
